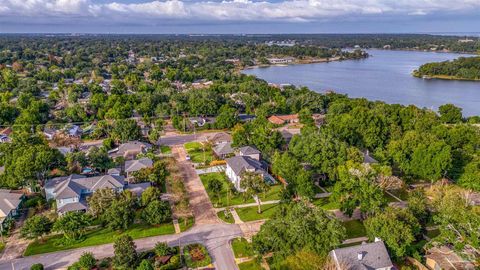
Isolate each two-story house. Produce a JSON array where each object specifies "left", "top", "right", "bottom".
[{"left": 45, "top": 174, "right": 125, "bottom": 215}]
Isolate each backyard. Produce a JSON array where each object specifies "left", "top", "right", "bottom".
[
  {"left": 235, "top": 204, "right": 280, "bottom": 222},
  {"left": 343, "top": 220, "right": 367, "bottom": 239},
  {"left": 24, "top": 222, "right": 175, "bottom": 256},
  {"left": 200, "top": 172, "right": 282, "bottom": 207},
  {"left": 184, "top": 142, "right": 215, "bottom": 164}
]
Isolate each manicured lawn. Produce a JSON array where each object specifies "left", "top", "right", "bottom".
[
  {"left": 178, "top": 216, "right": 195, "bottom": 232},
  {"left": 160, "top": 145, "right": 172, "bottom": 154},
  {"left": 231, "top": 238, "right": 255, "bottom": 258},
  {"left": 184, "top": 142, "right": 214, "bottom": 164},
  {"left": 313, "top": 197, "right": 340, "bottom": 210},
  {"left": 343, "top": 220, "right": 366, "bottom": 239},
  {"left": 200, "top": 172, "right": 282, "bottom": 207},
  {"left": 238, "top": 260, "right": 263, "bottom": 270},
  {"left": 236, "top": 204, "right": 279, "bottom": 222},
  {"left": 24, "top": 222, "right": 175, "bottom": 256},
  {"left": 217, "top": 210, "right": 234, "bottom": 223}
]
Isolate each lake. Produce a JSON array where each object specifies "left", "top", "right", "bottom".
[{"left": 243, "top": 49, "right": 480, "bottom": 116}]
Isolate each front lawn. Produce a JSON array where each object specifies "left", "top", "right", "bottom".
[
  {"left": 178, "top": 216, "right": 195, "bottom": 232},
  {"left": 238, "top": 260, "right": 263, "bottom": 270},
  {"left": 184, "top": 142, "right": 214, "bottom": 164},
  {"left": 160, "top": 145, "right": 172, "bottom": 154},
  {"left": 313, "top": 197, "right": 340, "bottom": 210},
  {"left": 24, "top": 222, "right": 175, "bottom": 256},
  {"left": 235, "top": 204, "right": 279, "bottom": 222},
  {"left": 231, "top": 238, "right": 255, "bottom": 258},
  {"left": 217, "top": 210, "right": 234, "bottom": 223},
  {"left": 200, "top": 172, "right": 282, "bottom": 207},
  {"left": 343, "top": 220, "right": 366, "bottom": 239}
]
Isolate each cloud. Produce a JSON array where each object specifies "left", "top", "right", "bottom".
[{"left": 0, "top": 0, "right": 479, "bottom": 24}]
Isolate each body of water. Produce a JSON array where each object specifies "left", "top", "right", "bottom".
[{"left": 243, "top": 49, "right": 480, "bottom": 116}]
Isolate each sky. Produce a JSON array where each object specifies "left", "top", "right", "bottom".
[{"left": 0, "top": 0, "right": 479, "bottom": 34}]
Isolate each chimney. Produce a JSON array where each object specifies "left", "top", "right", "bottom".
[{"left": 357, "top": 251, "right": 364, "bottom": 261}]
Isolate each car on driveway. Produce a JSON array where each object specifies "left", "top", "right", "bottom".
[{"left": 185, "top": 154, "right": 191, "bottom": 161}]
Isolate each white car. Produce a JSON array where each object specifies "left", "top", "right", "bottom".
[{"left": 185, "top": 155, "right": 191, "bottom": 161}]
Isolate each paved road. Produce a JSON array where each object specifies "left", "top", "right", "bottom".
[
  {"left": 158, "top": 131, "right": 223, "bottom": 146},
  {"left": 0, "top": 223, "right": 244, "bottom": 270}
]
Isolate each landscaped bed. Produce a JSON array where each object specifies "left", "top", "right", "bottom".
[
  {"left": 231, "top": 238, "right": 255, "bottom": 258},
  {"left": 235, "top": 204, "right": 279, "bottom": 222},
  {"left": 200, "top": 172, "right": 282, "bottom": 207},
  {"left": 24, "top": 222, "right": 175, "bottom": 256},
  {"left": 183, "top": 243, "right": 212, "bottom": 268},
  {"left": 184, "top": 142, "right": 214, "bottom": 164},
  {"left": 343, "top": 220, "right": 367, "bottom": 239}
]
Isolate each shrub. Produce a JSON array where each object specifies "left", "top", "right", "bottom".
[
  {"left": 183, "top": 244, "right": 211, "bottom": 268},
  {"left": 30, "top": 264, "right": 44, "bottom": 270},
  {"left": 78, "top": 252, "right": 96, "bottom": 269},
  {"left": 158, "top": 255, "right": 182, "bottom": 270}
]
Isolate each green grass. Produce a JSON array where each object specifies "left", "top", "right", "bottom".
[
  {"left": 0, "top": 242, "right": 5, "bottom": 253},
  {"left": 238, "top": 260, "right": 263, "bottom": 270},
  {"left": 384, "top": 192, "right": 401, "bottom": 203},
  {"left": 200, "top": 173, "right": 282, "bottom": 207},
  {"left": 425, "top": 229, "right": 440, "bottom": 239},
  {"left": 184, "top": 142, "right": 214, "bottom": 164},
  {"left": 178, "top": 216, "right": 195, "bottom": 232},
  {"left": 24, "top": 222, "right": 175, "bottom": 256},
  {"left": 217, "top": 210, "right": 234, "bottom": 223},
  {"left": 387, "top": 189, "right": 409, "bottom": 201},
  {"left": 343, "top": 220, "right": 367, "bottom": 239},
  {"left": 312, "top": 197, "right": 340, "bottom": 210},
  {"left": 235, "top": 204, "right": 279, "bottom": 222},
  {"left": 232, "top": 238, "right": 255, "bottom": 258},
  {"left": 160, "top": 145, "right": 172, "bottom": 154}
]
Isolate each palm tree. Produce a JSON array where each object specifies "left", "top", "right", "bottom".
[{"left": 240, "top": 171, "right": 270, "bottom": 214}]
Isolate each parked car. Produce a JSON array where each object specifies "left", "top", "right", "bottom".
[{"left": 185, "top": 155, "right": 191, "bottom": 161}]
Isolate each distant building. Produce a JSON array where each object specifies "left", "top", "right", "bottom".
[
  {"left": 267, "top": 57, "right": 295, "bottom": 64},
  {"left": 68, "top": 125, "right": 82, "bottom": 138},
  {"left": 330, "top": 240, "right": 394, "bottom": 270},
  {"left": 363, "top": 150, "right": 378, "bottom": 164},
  {"left": 238, "top": 114, "right": 256, "bottom": 122},
  {"left": 109, "top": 141, "right": 153, "bottom": 160},
  {"left": 189, "top": 117, "right": 216, "bottom": 127},
  {"left": 209, "top": 132, "right": 232, "bottom": 145},
  {"left": 0, "top": 128, "right": 12, "bottom": 143},
  {"left": 45, "top": 174, "right": 125, "bottom": 215},
  {"left": 268, "top": 114, "right": 299, "bottom": 125}
]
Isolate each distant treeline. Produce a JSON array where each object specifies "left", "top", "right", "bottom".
[{"left": 414, "top": 57, "right": 480, "bottom": 81}]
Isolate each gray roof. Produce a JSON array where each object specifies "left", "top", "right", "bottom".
[
  {"left": 57, "top": 200, "right": 88, "bottom": 213},
  {"left": 226, "top": 156, "right": 266, "bottom": 176},
  {"left": 126, "top": 182, "right": 152, "bottom": 197},
  {"left": 238, "top": 146, "right": 260, "bottom": 156},
  {"left": 125, "top": 158, "right": 153, "bottom": 173},
  {"left": 107, "top": 167, "right": 121, "bottom": 175},
  {"left": 331, "top": 241, "right": 393, "bottom": 270},
  {"left": 213, "top": 142, "right": 234, "bottom": 156},
  {"left": 47, "top": 174, "right": 125, "bottom": 200},
  {"left": 0, "top": 190, "right": 23, "bottom": 217},
  {"left": 210, "top": 132, "right": 232, "bottom": 144},
  {"left": 363, "top": 151, "right": 378, "bottom": 164},
  {"left": 110, "top": 141, "right": 152, "bottom": 158}
]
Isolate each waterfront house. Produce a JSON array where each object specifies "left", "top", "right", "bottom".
[
  {"left": 45, "top": 174, "right": 125, "bottom": 214},
  {"left": 330, "top": 240, "right": 393, "bottom": 270},
  {"left": 267, "top": 57, "right": 295, "bottom": 64}
]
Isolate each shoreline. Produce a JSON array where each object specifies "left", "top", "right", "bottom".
[
  {"left": 412, "top": 73, "right": 480, "bottom": 82},
  {"left": 241, "top": 56, "right": 358, "bottom": 70}
]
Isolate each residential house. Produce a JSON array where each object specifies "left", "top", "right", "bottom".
[
  {"left": 363, "top": 151, "right": 378, "bottom": 164},
  {"left": 225, "top": 146, "right": 274, "bottom": 191},
  {"left": 124, "top": 158, "right": 154, "bottom": 180},
  {"left": 209, "top": 132, "right": 232, "bottom": 145},
  {"left": 267, "top": 114, "right": 299, "bottom": 125},
  {"left": 213, "top": 142, "right": 234, "bottom": 159},
  {"left": 267, "top": 57, "right": 295, "bottom": 64},
  {"left": 45, "top": 174, "right": 125, "bottom": 215},
  {"left": 426, "top": 246, "right": 476, "bottom": 270},
  {"left": 0, "top": 127, "right": 12, "bottom": 143},
  {"left": 68, "top": 125, "right": 82, "bottom": 138},
  {"left": 43, "top": 127, "right": 58, "bottom": 140},
  {"left": 312, "top": 113, "right": 326, "bottom": 126},
  {"left": 330, "top": 240, "right": 394, "bottom": 270},
  {"left": 238, "top": 146, "right": 261, "bottom": 161},
  {"left": 109, "top": 141, "right": 153, "bottom": 160},
  {"left": 238, "top": 114, "right": 256, "bottom": 122},
  {"left": 0, "top": 190, "right": 24, "bottom": 229},
  {"left": 189, "top": 117, "right": 216, "bottom": 127}
]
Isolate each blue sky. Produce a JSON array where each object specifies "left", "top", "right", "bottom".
[{"left": 0, "top": 0, "right": 479, "bottom": 33}]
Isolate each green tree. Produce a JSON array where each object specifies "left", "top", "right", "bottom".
[
  {"left": 364, "top": 207, "right": 420, "bottom": 259},
  {"left": 207, "top": 178, "right": 223, "bottom": 206},
  {"left": 240, "top": 172, "right": 270, "bottom": 214},
  {"left": 407, "top": 190, "right": 429, "bottom": 225},
  {"left": 109, "top": 119, "right": 141, "bottom": 143},
  {"left": 20, "top": 215, "right": 51, "bottom": 240},
  {"left": 439, "top": 104, "right": 463, "bottom": 124},
  {"left": 30, "top": 264, "right": 44, "bottom": 270},
  {"left": 104, "top": 190, "right": 136, "bottom": 230},
  {"left": 331, "top": 162, "right": 386, "bottom": 218},
  {"left": 140, "top": 186, "right": 162, "bottom": 207},
  {"left": 154, "top": 241, "right": 174, "bottom": 256},
  {"left": 142, "top": 200, "right": 171, "bottom": 225},
  {"left": 53, "top": 212, "right": 92, "bottom": 240},
  {"left": 87, "top": 188, "right": 117, "bottom": 218},
  {"left": 253, "top": 201, "right": 345, "bottom": 260},
  {"left": 215, "top": 105, "right": 238, "bottom": 129},
  {"left": 113, "top": 235, "right": 138, "bottom": 270},
  {"left": 457, "top": 158, "right": 480, "bottom": 191},
  {"left": 272, "top": 151, "right": 315, "bottom": 199},
  {"left": 77, "top": 252, "right": 96, "bottom": 270},
  {"left": 136, "top": 260, "right": 154, "bottom": 270},
  {"left": 87, "top": 147, "right": 112, "bottom": 173}
]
